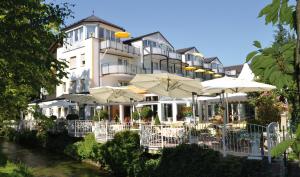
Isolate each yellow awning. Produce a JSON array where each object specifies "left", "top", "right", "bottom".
[
  {"left": 214, "top": 74, "right": 222, "bottom": 78},
  {"left": 114, "top": 31, "right": 131, "bottom": 38},
  {"left": 184, "top": 66, "right": 196, "bottom": 71},
  {"left": 195, "top": 68, "right": 206, "bottom": 73},
  {"left": 206, "top": 70, "right": 214, "bottom": 74}
]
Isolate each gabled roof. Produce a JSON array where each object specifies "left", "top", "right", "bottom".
[
  {"left": 204, "top": 57, "right": 220, "bottom": 63},
  {"left": 123, "top": 31, "right": 174, "bottom": 48},
  {"left": 224, "top": 64, "right": 243, "bottom": 73},
  {"left": 176, "top": 47, "right": 198, "bottom": 54},
  {"left": 63, "top": 15, "right": 125, "bottom": 31}
]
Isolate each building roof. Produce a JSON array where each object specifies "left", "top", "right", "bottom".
[
  {"left": 176, "top": 47, "right": 197, "bottom": 54},
  {"left": 63, "top": 15, "right": 125, "bottom": 31},
  {"left": 224, "top": 64, "right": 243, "bottom": 73},
  {"left": 204, "top": 57, "right": 219, "bottom": 63},
  {"left": 123, "top": 31, "right": 174, "bottom": 48}
]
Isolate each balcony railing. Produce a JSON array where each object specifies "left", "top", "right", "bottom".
[
  {"left": 144, "top": 47, "right": 182, "bottom": 60},
  {"left": 101, "top": 63, "right": 145, "bottom": 75},
  {"left": 100, "top": 40, "right": 140, "bottom": 56},
  {"left": 168, "top": 51, "right": 182, "bottom": 60}
]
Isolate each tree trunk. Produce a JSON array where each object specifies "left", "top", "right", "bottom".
[{"left": 296, "top": 1, "right": 300, "bottom": 108}]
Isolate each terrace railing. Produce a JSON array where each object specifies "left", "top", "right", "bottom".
[{"left": 140, "top": 122, "right": 281, "bottom": 160}]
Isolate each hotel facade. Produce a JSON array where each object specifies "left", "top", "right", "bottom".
[{"left": 31, "top": 15, "right": 227, "bottom": 123}]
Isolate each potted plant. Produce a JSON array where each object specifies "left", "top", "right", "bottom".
[
  {"left": 93, "top": 109, "right": 108, "bottom": 122},
  {"left": 182, "top": 106, "right": 192, "bottom": 122},
  {"left": 154, "top": 115, "right": 160, "bottom": 125},
  {"left": 140, "top": 107, "right": 153, "bottom": 122}
]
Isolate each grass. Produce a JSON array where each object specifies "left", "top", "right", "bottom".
[{"left": 0, "top": 161, "right": 33, "bottom": 177}]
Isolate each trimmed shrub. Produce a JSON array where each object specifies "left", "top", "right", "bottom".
[
  {"left": 132, "top": 111, "right": 139, "bottom": 121},
  {"left": 100, "top": 131, "right": 141, "bottom": 177},
  {"left": 66, "top": 114, "right": 79, "bottom": 120},
  {"left": 140, "top": 107, "right": 153, "bottom": 121},
  {"left": 154, "top": 115, "right": 160, "bottom": 125}
]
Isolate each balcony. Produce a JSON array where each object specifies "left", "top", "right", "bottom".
[
  {"left": 100, "top": 40, "right": 140, "bottom": 57},
  {"left": 101, "top": 63, "right": 144, "bottom": 75},
  {"left": 168, "top": 51, "right": 182, "bottom": 60}
]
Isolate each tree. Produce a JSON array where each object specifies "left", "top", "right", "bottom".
[
  {"left": 0, "top": 0, "right": 72, "bottom": 121},
  {"left": 246, "top": 25, "right": 295, "bottom": 89},
  {"left": 256, "top": 0, "right": 300, "bottom": 111},
  {"left": 271, "top": 124, "right": 300, "bottom": 162}
]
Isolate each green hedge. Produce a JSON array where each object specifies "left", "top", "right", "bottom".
[{"left": 153, "top": 144, "right": 271, "bottom": 177}]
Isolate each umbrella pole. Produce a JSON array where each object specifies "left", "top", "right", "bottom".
[
  {"left": 222, "top": 91, "right": 227, "bottom": 157},
  {"left": 192, "top": 92, "right": 196, "bottom": 124}
]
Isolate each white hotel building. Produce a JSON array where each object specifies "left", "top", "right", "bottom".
[{"left": 34, "top": 15, "right": 226, "bottom": 123}]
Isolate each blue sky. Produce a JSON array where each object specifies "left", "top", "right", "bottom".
[{"left": 52, "top": 0, "right": 275, "bottom": 66}]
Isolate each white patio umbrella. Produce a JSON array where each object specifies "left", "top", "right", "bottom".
[
  {"left": 90, "top": 86, "right": 144, "bottom": 121},
  {"left": 202, "top": 76, "right": 276, "bottom": 157},
  {"left": 202, "top": 76, "right": 276, "bottom": 94},
  {"left": 130, "top": 73, "right": 203, "bottom": 98},
  {"left": 130, "top": 73, "right": 204, "bottom": 124}
]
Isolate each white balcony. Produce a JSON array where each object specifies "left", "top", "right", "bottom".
[
  {"left": 100, "top": 40, "right": 140, "bottom": 57},
  {"left": 101, "top": 64, "right": 144, "bottom": 75},
  {"left": 168, "top": 51, "right": 182, "bottom": 60}
]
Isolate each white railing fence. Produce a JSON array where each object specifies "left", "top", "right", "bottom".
[
  {"left": 93, "top": 122, "right": 135, "bottom": 143},
  {"left": 140, "top": 122, "right": 282, "bottom": 161},
  {"left": 67, "top": 120, "right": 93, "bottom": 137}
]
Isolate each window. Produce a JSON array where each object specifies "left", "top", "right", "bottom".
[
  {"left": 118, "top": 58, "right": 128, "bottom": 66},
  {"left": 64, "top": 107, "right": 68, "bottom": 117},
  {"left": 212, "top": 63, "right": 218, "bottom": 69},
  {"left": 153, "top": 62, "right": 159, "bottom": 70},
  {"left": 66, "top": 31, "right": 73, "bottom": 45},
  {"left": 70, "top": 80, "right": 76, "bottom": 93},
  {"left": 99, "top": 27, "right": 105, "bottom": 39},
  {"left": 81, "top": 54, "right": 85, "bottom": 66},
  {"left": 69, "top": 56, "right": 76, "bottom": 69},
  {"left": 74, "top": 29, "right": 78, "bottom": 41},
  {"left": 86, "top": 25, "right": 96, "bottom": 38},
  {"left": 58, "top": 108, "right": 61, "bottom": 118},
  {"left": 79, "top": 27, "right": 83, "bottom": 41},
  {"left": 80, "top": 79, "right": 85, "bottom": 92},
  {"left": 62, "top": 82, "right": 66, "bottom": 93}
]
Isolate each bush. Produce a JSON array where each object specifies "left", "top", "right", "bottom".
[
  {"left": 182, "top": 106, "right": 192, "bottom": 117},
  {"left": 100, "top": 131, "right": 141, "bottom": 177},
  {"left": 151, "top": 144, "right": 272, "bottom": 177},
  {"left": 66, "top": 114, "right": 79, "bottom": 120},
  {"left": 132, "top": 111, "right": 139, "bottom": 121},
  {"left": 64, "top": 133, "right": 100, "bottom": 161},
  {"left": 140, "top": 107, "right": 153, "bottom": 121},
  {"left": 93, "top": 110, "right": 108, "bottom": 121},
  {"left": 49, "top": 115, "right": 57, "bottom": 120},
  {"left": 154, "top": 115, "right": 160, "bottom": 125}
]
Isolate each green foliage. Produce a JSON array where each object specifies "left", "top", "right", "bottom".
[
  {"left": 182, "top": 106, "right": 192, "bottom": 117},
  {"left": 154, "top": 115, "right": 160, "bottom": 125},
  {"left": 248, "top": 92, "right": 282, "bottom": 125},
  {"left": 0, "top": 0, "right": 72, "bottom": 121},
  {"left": 132, "top": 111, "right": 140, "bottom": 121},
  {"left": 66, "top": 114, "right": 79, "bottom": 120},
  {"left": 258, "top": 0, "right": 295, "bottom": 28},
  {"left": 140, "top": 107, "right": 153, "bottom": 121},
  {"left": 76, "top": 133, "right": 99, "bottom": 160},
  {"left": 93, "top": 110, "right": 109, "bottom": 121},
  {"left": 100, "top": 131, "right": 141, "bottom": 177},
  {"left": 0, "top": 161, "right": 33, "bottom": 177},
  {"left": 152, "top": 144, "right": 271, "bottom": 177},
  {"left": 246, "top": 25, "right": 296, "bottom": 89},
  {"left": 272, "top": 124, "right": 300, "bottom": 160}
]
